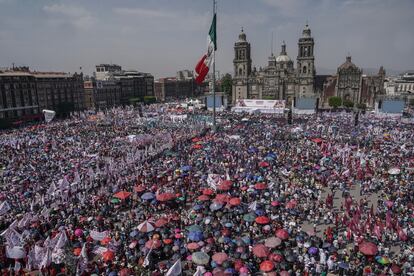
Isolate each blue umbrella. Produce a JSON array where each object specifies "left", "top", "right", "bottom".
[
  {"left": 224, "top": 222, "right": 233, "bottom": 228},
  {"left": 130, "top": 230, "right": 139, "bottom": 238},
  {"left": 141, "top": 192, "right": 155, "bottom": 200},
  {"left": 181, "top": 165, "right": 192, "bottom": 171},
  {"left": 308, "top": 247, "right": 318, "bottom": 255},
  {"left": 188, "top": 231, "right": 204, "bottom": 242},
  {"left": 210, "top": 202, "right": 223, "bottom": 211},
  {"left": 338, "top": 262, "right": 349, "bottom": 269},
  {"left": 255, "top": 209, "right": 265, "bottom": 216},
  {"left": 193, "top": 204, "right": 203, "bottom": 211}
]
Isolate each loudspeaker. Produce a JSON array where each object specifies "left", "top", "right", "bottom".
[
  {"left": 316, "top": 98, "right": 320, "bottom": 111},
  {"left": 378, "top": 100, "right": 382, "bottom": 109},
  {"left": 293, "top": 97, "right": 296, "bottom": 108}
]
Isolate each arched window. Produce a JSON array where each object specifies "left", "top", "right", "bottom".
[
  {"left": 303, "top": 66, "right": 307, "bottom": 74},
  {"left": 239, "top": 68, "right": 243, "bottom": 76}
]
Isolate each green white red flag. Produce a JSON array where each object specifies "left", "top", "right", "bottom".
[{"left": 195, "top": 14, "right": 216, "bottom": 84}]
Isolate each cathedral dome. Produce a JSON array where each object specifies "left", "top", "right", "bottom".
[
  {"left": 339, "top": 56, "right": 358, "bottom": 70},
  {"left": 238, "top": 28, "right": 247, "bottom": 42},
  {"left": 275, "top": 41, "right": 291, "bottom": 63}
]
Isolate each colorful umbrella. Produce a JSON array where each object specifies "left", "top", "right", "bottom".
[
  {"left": 359, "top": 241, "right": 378, "bottom": 256},
  {"left": 133, "top": 185, "right": 146, "bottom": 193},
  {"left": 154, "top": 218, "right": 168, "bottom": 228},
  {"left": 253, "top": 244, "right": 269, "bottom": 258},
  {"left": 156, "top": 192, "right": 176, "bottom": 202},
  {"left": 113, "top": 191, "right": 131, "bottom": 200},
  {"left": 212, "top": 252, "right": 228, "bottom": 265},
  {"left": 141, "top": 192, "right": 155, "bottom": 200},
  {"left": 258, "top": 161, "right": 269, "bottom": 168},
  {"left": 145, "top": 239, "right": 162, "bottom": 249},
  {"left": 202, "top": 188, "right": 215, "bottom": 196},
  {"left": 102, "top": 250, "right": 114, "bottom": 262},
  {"left": 375, "top": 256, "right": 391, "bottom": 265},
  {"left": 243, "top": 213, "right": 256, "bottom": 222},
  {"left": 187, "top": 242, "right": 200, "bottom": 250},
  {"left": 255, "top": 216, "right": 270, "bottom": 225},
  {"left": 137, "top": 221, "right": 155, "bottom": 233},
  {"left": 276, "top": 229, "right": 289, "bottom": 240},
  {"left": 264, "top": 237, "right": 281, "bottom": 248},
  {"left": 254, "top": 183, "right": 267, "bottom": 190},
  {"left": 192, "top": 251, "right": 210, "bottom": 265},
  {"left": 260, "top": 260, "right": 274, "bottom": 272},
  {"left": 229, "top": 197, "right": 241, "bottom": 206},
  {"left": 198, "top": 195, "right": 210, "bottom": 201}
]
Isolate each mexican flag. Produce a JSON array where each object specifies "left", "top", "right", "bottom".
[{"left": 195, "top": 13, "right": 216, "bottom": 84}]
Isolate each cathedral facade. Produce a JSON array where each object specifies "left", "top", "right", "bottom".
[{"left": 232, "top": 24, "right": 316, "bottom": 105}]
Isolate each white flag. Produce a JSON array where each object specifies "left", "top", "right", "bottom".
[
  {"left": 40, "top": 248, "right": 52, "bottom": 269},
  {"left": 90, "top": 230, "right": 108, "bottom": 241},
  {"left": 248, "top": 201, "right": 258, "bottom": 211},
  {"left": 166, "top": 259, "right": 182, "bottom": 276},
  {"left": 53, "top": 231, "right": 68, "bottom": 251},
  {"left": 0, "top": 201, "right": 11, "bottom": 215}
]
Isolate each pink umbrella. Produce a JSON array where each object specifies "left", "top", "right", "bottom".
[
  {"left": 253, "top": 244, "right": 269, "bottom": 258},
  {"left": 74, "top": 228, "right": 83, "bottom": 237},
  {"left": 212, "top": 252, "right": 228, "bottom": 265},
  {"left": 187, "top": 242, "right": 200, "bottom": 250},
  {"left": 276, "top": 229, "right": 289, "bottom": 240}
]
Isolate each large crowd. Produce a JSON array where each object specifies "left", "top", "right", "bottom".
[{"left": 0, "top": 105, "right": 413, "bottom": 275}]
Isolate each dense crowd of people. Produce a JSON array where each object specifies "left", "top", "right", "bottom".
[{"left": 0, "top": 105, "right": 413, "bottom": 275}]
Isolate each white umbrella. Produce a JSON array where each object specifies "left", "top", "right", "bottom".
[
  {"left": 388, "top": 168, "right": 400, "bottom": 175},
  {"left": 137, "top": 221, "right": 155, "bottom": 233}
]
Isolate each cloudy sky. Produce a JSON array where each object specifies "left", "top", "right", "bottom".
[{"left": 1, "top": 0, "right": 413, "bottom": 77}]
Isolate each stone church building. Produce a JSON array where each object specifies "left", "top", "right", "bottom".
[{"left": 232, "top": 24, "right": 316, "bottom": 105}]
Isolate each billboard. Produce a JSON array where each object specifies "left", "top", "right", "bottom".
[
  {"left": 380, "top": 100, "right": 405, "bottom": 114},
  {"left": 296, "top": 98, "right": 316, "bottom": 110}
]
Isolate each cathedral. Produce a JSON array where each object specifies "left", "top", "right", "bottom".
[{"left": 232, "top": 24, "right": 316, "bottom": 105}]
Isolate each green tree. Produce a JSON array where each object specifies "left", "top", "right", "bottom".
[
  {"left": 356, "top": 103, "right": 366, "bottom": 110},
  {"left": 221, "top": 73, "right": 232, "bottom": 97},
  {"left": 343, "top": 100, "right": 354, "bottom": 108},
  {"left": 328, "top": 96, "right": 342, "bottom": 109},
  {"left": 144, "top": 96, "right": 157, "bottom": 104}
]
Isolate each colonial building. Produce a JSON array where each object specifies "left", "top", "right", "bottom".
[
  {"left": 154, "top": 76, "right": 208, "bottom": 102},
  {"left": 232, "top": 24, "right": 316, "bottom": 105},
  {"left": 320, "top": 56, "right": 385, "bottom": 108}
]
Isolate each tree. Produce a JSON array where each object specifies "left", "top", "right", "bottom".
[
  {"left": 144, "top": 96, "right": 156, "bottom": 105},
  {"left": 343, "top": 100, "right": 354, "bottom": 108},
  {"left": 221, "top": 73, "right": 232, "bottom": 97},
  {"left": 356, "top": 103, "right": 366, "bottom": 110},
  {"left": 328, "top": 96, "right": 342, "bottom": 109}
]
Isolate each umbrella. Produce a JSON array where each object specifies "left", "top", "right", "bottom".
[
  {"left": 255, "top": 216, "right": 270, "bottom": 225},
  {"left": 212, "top": 252, "right": 228, "bottom": 265},
  {"left": 113, "top": 191, "right": 131, "bottom": 200},
  {"left": 243, "top": 213, "right": 256, "bottom": 222},
  {"left": 202, "top": 188, "right": 215, "bottom": 195},
  {"left": 145, "top": 239, "right": 162, "bottom": 249},
  {"left": 338, "top": 262, "right": 349, "bottom": 270},
  {"left": 254, "top": 183, "right": 267, "bottom": 190},
  {"left": 141, "top": 192, "right": 155, "bottom": 200},
  {"left": 375, "top": 256, "right": 391, "bottom": 265},
  {"left": 391, "top": 264, "right": 402, "bottom": 274},
  {"left": 285, "top": 199, "right": 297, "bottom": 209},
  {"left": 265, "top": 237, "right": 281, "bottom": 248},
  {"left": 137, "top": 221, "right": 155, "bottom": 233},
  {"left": 388, "top": 167, "right": 400, "bottom": 175},
  {"left": 74, "top": 228, "right": 83, "bottom": 237},
  {"left": 187, "top": 242, "right": 200, "bottom": 250},
  {"left": 192, "top": 251, "right": 210, "bottom": 265},
  {"left": 258, "top": 161, "right": 269, "bottom": 168},
  {"left": 102, "top": 250, "right": 114, "bottom": 262},
  {"left": 229, "top": 197, "right": 241, "bottom": 206},
  {"left": 217, "top": 182, "right": 232, "bottom": 191},
  {"left": 111, "top": 198, "right": 120, "bottom": 204},
  {"left": 308, "top": 247, "right": 318, "bottom": 255},
  {"left": 198, "top": 195, "right": 210, "bottom": 201},
  {"left": 260, "top": 260, "right": 274, "bottom": 272},
  {"left": 272, "top": 254, "right": 283, "bottom": 262},
  {"left": 181, "top": 165, "right": 192, "bottom": 171},
  {"left": 215, "top": 194, "right": 230, "bottom": 203},
  {"left": 276, "top": 229, "right": 289, "bottom": 240},
  {"left": 155, "top": 218, "right": 168, "bottom": 228},
  {"left": 129, "top": 230, "right": 139, "bottom": 238},
  {"left": 359, "top": 241, "right": 378, "bottom": 256},
  {"left": 188, "top": 231, "right": 204, "bottom": 242},
  {"left": 134, "top": 185, "right": 146, "bottom": 193},
  {"left": 210, "top": 202, "right": 223, "bottom": 211},
  {"left": 188, "top": 225, "right": 203, "bottom": 232},
  {"left": 253, "top": 244, "right": 269, "bottom": 258},
  {"left": 156, "top": 192, "right": 176, "bottom": 202}
]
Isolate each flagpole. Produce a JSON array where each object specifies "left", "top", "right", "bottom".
[{"left": 212, "top": 0, "right": 216, "bottom": 132}]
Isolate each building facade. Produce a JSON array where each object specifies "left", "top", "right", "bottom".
[
  {"left": 0, "top": 70, "right": 40, "bottom": 121},
  {"left": 320, "top": 57, "right": 385, "bottom": 109},
  {"left": 154, "top": 77, "right": 207, "bottom": 102},
  {"left": 232, "top": 24, "right": 316, "bottom": 105},
  {"left": 35, "top": 72, "right": 84, "bottom": 113},
  {"left": 95, "top": 64, "right": 122, "bottom": 81}
]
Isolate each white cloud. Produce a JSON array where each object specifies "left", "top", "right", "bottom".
[
  {"left": 114, "top": 7, "right": 176, "bottom": 18},
  {"left": 43, "top": 3, "right": 96, "bottom": 30}
]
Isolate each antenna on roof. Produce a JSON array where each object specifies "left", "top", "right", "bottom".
[{"left": 271, "top": 31, "right": 274, "bottom": 56}]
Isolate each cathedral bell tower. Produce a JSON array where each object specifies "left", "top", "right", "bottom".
[
  {"left": 232, "top": 28, "right": 252, "bottom": 103},
  {"left": 297, "top": 23, "right": 315, "bottom": 96},
  {"left": 233, "top": 28, "right": 252, "bottom": 79}
]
